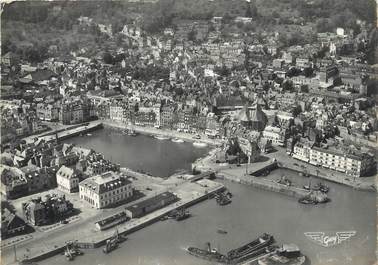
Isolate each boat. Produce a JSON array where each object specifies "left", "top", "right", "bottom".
[
  {"left": 168, "top": 208, "right": 191, "bottom": 221},
  {"left": 231, "top": 246, "right": 278, "bottom": 264},
  {"left": 64, "top": 241, "right": 83, "bottom": 261},
  {"left": 154, "top": 135, "right": 170, "bottom": 140},
  {"left": 312, "top": 182, "right": 329, "bottom": 193},
  {"left": 298, "top": 191, "right": 330, "bottom": 205},
  {"left": 86, "top": 133, "right": 92, "bottom": 136},
  {"left": 193, "top": 134, "right": 201, "bottom": 139},
  {"left": 303, "top": 177, "right": 312, "bottom": 191},
  {"left": 216, "top": 193, "right": 232, "bottom": 206},
  {"left": 172, "top": 138, "right": 185, "bottom": 143},
  {"left": 277, "top": 175, "right": 292, "bottom": 186},
  {"left": 258, "top": 244, "right": 306, "bottom": 265},
  {"left": 193, "top": 142, "right": 208, "bottom": 148},
  {"left": 227, "top": 233, "right": 274, "bottom": 260},
  {"left": 217, "top": 229, "right": 228, "bottom": 234},
  {"left": 103, "top": 229, "right": 126, "bottom": 254},
  {"left": 123, "top": 129, "right": 138, "bottom": 136},
  {"left": 187, "top": 242, "right": 229, "bottom": 263}
]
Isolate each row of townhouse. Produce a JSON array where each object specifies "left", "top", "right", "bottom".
[
  {"left": 99, "top": 101, "right": 221, "bottom": 133},
  {"left": 35, "top": 97, "right": 96, "bottom": 124},
  {"left": 289, "top": 138, "right": 376, "bottom": 177}
]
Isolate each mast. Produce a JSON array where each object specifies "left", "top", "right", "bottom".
[{"left": 13, "top": 244, "right": 17, "bottom": 262}]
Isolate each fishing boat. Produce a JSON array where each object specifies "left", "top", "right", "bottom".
[
  {"left": 168, "top": 208, "right": 191, "bottom": 221},
  {"left": 227, "top": 233, "right": 274, "bottom": 261},
  {"left": 154, "top": 135, "right": 170, "bottom": 140},
  {"left": 277, "top": 175, "right": 292, "bottom": 186},
  {"left": 187, "top": 242, "right": 229, "bottom": 263},
  {"left": 123, "top": 129, "right": 138, "bottom": 136},
  {"left": 172, "top": 138, "right": 185, "bottom": 143},
  {"left": 103, "top": 229, "right": 125, "bottom": 254},
  {"left": 64, "top": 241, "right": 83, "bottom": 261},
  {"left": 303, "top": 178, "right": 312, "bottom": 191},
  {"left": 298, "top": 191, "right": 330, "bottom": 205},
  {"left": 217, "top": 229, "right": 228, "bottom": 234},
  {"left": 312, "top": 182, "right": 329, "bottom": 193},
  {"left": 216, "top": 193, "right": 232, "bottom": 206},
  {"left": 193, "top": 141, "right": 208, "bottom": 148}
]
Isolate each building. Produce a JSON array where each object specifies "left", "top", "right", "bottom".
[
  {"left": 1, "top": 208, "right": 27, "bottom": 239},
  {"left": 36, "top": 103, "right": 59, "bottom": 121},
  {"left": 79, "top": 171, "right": 133, "bottom": 209},
  {"left": 2, "top": 52, "right": 19, "bottom": 67},
  {"left": 56, "top": 165, "right": 80, "bottom": 193},
  {"left": 22, "top": 195, "right": 73, "bottom": 226},
  {"left": 95, "top": 211, "right": 128, "bottom": 231},
  {"left": 291, "top": 139, "right": 376, "bottom": 177},
  {"left": 21, "top": 166, "right": 58, "bottom": 194},
  {"left": 160, "top": 104, "right": 176, "bottom": 129},
  {"left": 262, "top": 126, "right": 286, "bottom": 146},
  {"left": 309, "top": 146, "right": 376, "bottom": 177},
  {"left": 237, "top": 104, "right": 268, "bottom": 131},
  {"left": 125, "top": 192, "right": 179, "bottom": 218},
  {"left": 1, "top": 167, "right": 29, "bottom": 199}
]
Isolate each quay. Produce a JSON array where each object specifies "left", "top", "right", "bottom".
[
  {"left": 217, "top": 162, "right": 310, "bottom": 199},
  {"left": 18, "top": 178, "right": 224, "bottom": 263},
  {"left": 102, "top": 120, "right": 223, "bottom": 146},
  {"left": 193, "top": 147, "right": 376, "bottom": 192}
]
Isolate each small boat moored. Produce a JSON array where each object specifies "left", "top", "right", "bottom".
[
  {"left": 172, "top": 138, "right": 185, "bottom": 143},
  {"left": 154, "top": 135, "right": 170, "bottom": 140},
  {"left": 187, "top": 242, "right": 229, "bottom": 263},
  {"left": 217, "top": 229, "right": 228, "bottom": 234},
  {"left": 193, "top": 141, "right": 208, "bottom": 148}
]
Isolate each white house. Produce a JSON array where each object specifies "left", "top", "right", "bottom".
[
  {"left": 79, "top": 171, "right": 133, "bottom": 209},
  {"left": 56, "top": 165, "right": 80, "bottom": 193}
]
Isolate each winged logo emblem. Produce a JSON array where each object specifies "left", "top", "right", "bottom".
[{"left": 304, "top": 231, "right": 356, "bottom": 247}]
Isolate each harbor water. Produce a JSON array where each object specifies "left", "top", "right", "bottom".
[
  {"left": 49, "top": 128, "right": 376, "bottom": 265},
  {"left": 63, "top": 128, "right": 210, "bottom": 177}
]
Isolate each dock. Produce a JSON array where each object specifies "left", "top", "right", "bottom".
[
  {"left": 18, "top": 179, "right": 224, "bottom": 263},
  {"left": 217, "top": 162, "right": 311, "bottom": 199}
]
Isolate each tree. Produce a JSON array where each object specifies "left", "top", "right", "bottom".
[
  {"left": 245, "top": 3, "right": 258, "bottom": 18},
  {"left": 291, "top": 105, "right": 302, "bottom": 117},
  {"left": 102, "top": 51, "right": 114, "bottom": 64},
  {"left": 187, "top": 29, "right": 197, "bottom": 42},
  {"left": 282, "top": 80, "right": 294, "bottom": 91},
  {"left": 316, "top": 18, "right": 334, "bottom": 33},
  {"left": 302, "top": 67, "right": 314, "bottom": 78},
  {"left": 300, "top": 85, "right": 309, "bottom": 93}
]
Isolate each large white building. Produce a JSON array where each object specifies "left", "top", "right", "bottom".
[
  {"left": 291, "top": 140, "right": 376, "bottom": 177},
  {"left": 56, "top": 165, "right": 80, "bottom": 193},
  {"left": 262, "top": 126, "right": 286, "bottom": 146},
  {"left": 79, "top": 171, "right": 133, "bottom": 209}
]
